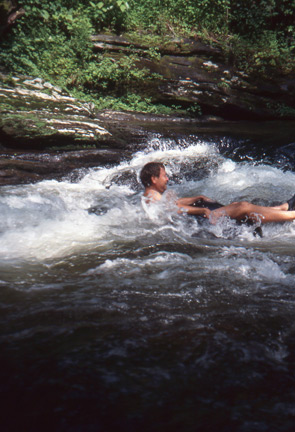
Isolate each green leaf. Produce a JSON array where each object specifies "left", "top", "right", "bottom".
[{"left": 41, "top": 10, "right": 50, "bottom": 20}]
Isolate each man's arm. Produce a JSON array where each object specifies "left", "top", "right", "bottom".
[
  {"left": 143, "top": 191, "right": 212, "bottom": 218},
  {"left": 177, "top": 203, "right": 211, "bottom": 218}
]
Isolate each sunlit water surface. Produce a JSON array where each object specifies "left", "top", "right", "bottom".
[{"left": 1, "top": 136, "right": 295, "bottom": 431}]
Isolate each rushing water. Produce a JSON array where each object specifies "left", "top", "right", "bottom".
[{"left": 1, "top": 135, "right": 295, "bottom": 432}]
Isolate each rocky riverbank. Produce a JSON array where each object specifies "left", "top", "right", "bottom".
[
  {"left": 1, "top": 32, "right": 295, "bottom": 186},
  {"left": 91, "top": 34, "right": 295, "bottom": 120}
]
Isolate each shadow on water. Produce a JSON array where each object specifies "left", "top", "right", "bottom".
[{"left": 1, "top": 121, "right": 295, "bottom": 432}]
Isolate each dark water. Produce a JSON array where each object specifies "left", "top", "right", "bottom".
[{"left": 1, "top": 134, "right": 295, "bottom": 431}]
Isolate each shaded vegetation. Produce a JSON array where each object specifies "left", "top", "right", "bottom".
[{"left": 0, "top": 0, "right": 294, "bottom": 114}]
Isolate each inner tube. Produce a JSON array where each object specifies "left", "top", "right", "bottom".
[{"left": 191, "top": 198, "right": 224, "bottom": 211}]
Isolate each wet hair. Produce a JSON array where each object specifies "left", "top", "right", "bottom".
[{"left": 140, "top": 162, "right": 165, "bottom": 187}]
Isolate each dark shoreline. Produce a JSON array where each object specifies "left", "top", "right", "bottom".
[{"left": 1, "top": 117, "right": 295, "bottom": 186}]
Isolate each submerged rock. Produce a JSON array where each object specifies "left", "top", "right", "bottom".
[{"left": 0, "top": 148, "right": 124, "bottom": 185}]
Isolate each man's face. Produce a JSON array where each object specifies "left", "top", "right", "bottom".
[{"left": 152, "top": 167, "right": 168, "bottom": 194}]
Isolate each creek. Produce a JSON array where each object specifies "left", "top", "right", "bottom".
[{"left": 1, "top": 127, "right": 295, "bottom": 431}]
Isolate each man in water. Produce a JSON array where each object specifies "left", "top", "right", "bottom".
[{"left": 140, "top": 161, "right": 295, "bottom": 225}]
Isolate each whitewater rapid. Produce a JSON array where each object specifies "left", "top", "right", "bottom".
[
  {"left": 1, "top": 134, "right": 295, "bottom": 432},
  {"left": 1, "top": 136, "right": 295, "bottom": 264}
]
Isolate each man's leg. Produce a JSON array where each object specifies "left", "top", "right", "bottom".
[
  {"left": 270, "top": 203, "right": 289, "bottom": 210},
  {"left": 211, "top": 201, "right": 295, "bottom": 224}
]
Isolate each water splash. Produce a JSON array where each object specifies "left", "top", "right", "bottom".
[{"left": 1, "top": 136, "right": 295, "bottom": 264}]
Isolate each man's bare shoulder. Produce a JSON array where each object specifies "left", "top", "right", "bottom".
[{"left": 143, "top": 189, "right": 162, "bottom": 203}]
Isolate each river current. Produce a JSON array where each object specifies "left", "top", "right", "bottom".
[{"left": 1, "top": 135, "right": 295, "bottom": 431}]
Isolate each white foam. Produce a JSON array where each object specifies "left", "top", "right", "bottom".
[{"left": 1, "top": 135, "right": 295, "bottom": 263}]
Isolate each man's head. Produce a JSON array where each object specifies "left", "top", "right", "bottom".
[{"left": 140, "top": 162, "right": 168, "bottom": 194}]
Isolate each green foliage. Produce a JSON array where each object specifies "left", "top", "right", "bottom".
[
  {"left": 126, "top": 0, "right": 295, "bottom": 45},
  {"left": 226, "top": 31, "right": 295, "bottom": 76},
  {"left": 186, "top": 103, "right": 202, "bottom": 116},
  {"left": 86, "top": 0, "right": 130, "bottom": 32},
  {"left": 127, "top": 0, "right": 231, "bottom": 34},
  {"left": 146, "top": 47, "right": 161, "bottom": 61},
  {"left": 79, "top": 54, "right": 151, "bottom": 92},
  {"left": 0, "top": 0, "right": 294, "bottom": 116},
  {"left": 93, "top": 93, "right": 165, "bottom": 112},
  {"left": 229, "top": 0, "right": 295, "bottom": 40},
  {"left": 0, "top": 1, "right": 151, "bottom": 94},
  {"left": 0, "top": 5, "right": 94, "bottom": 84},
  {"left": 252, "top": 31, "right": 294, "bottom": 74},
  {"left": 1, "top": 1, "right": 294, "bottom": 77},
  {"left": 266, "top": 101, "right": 295, "bottom": 118}
]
